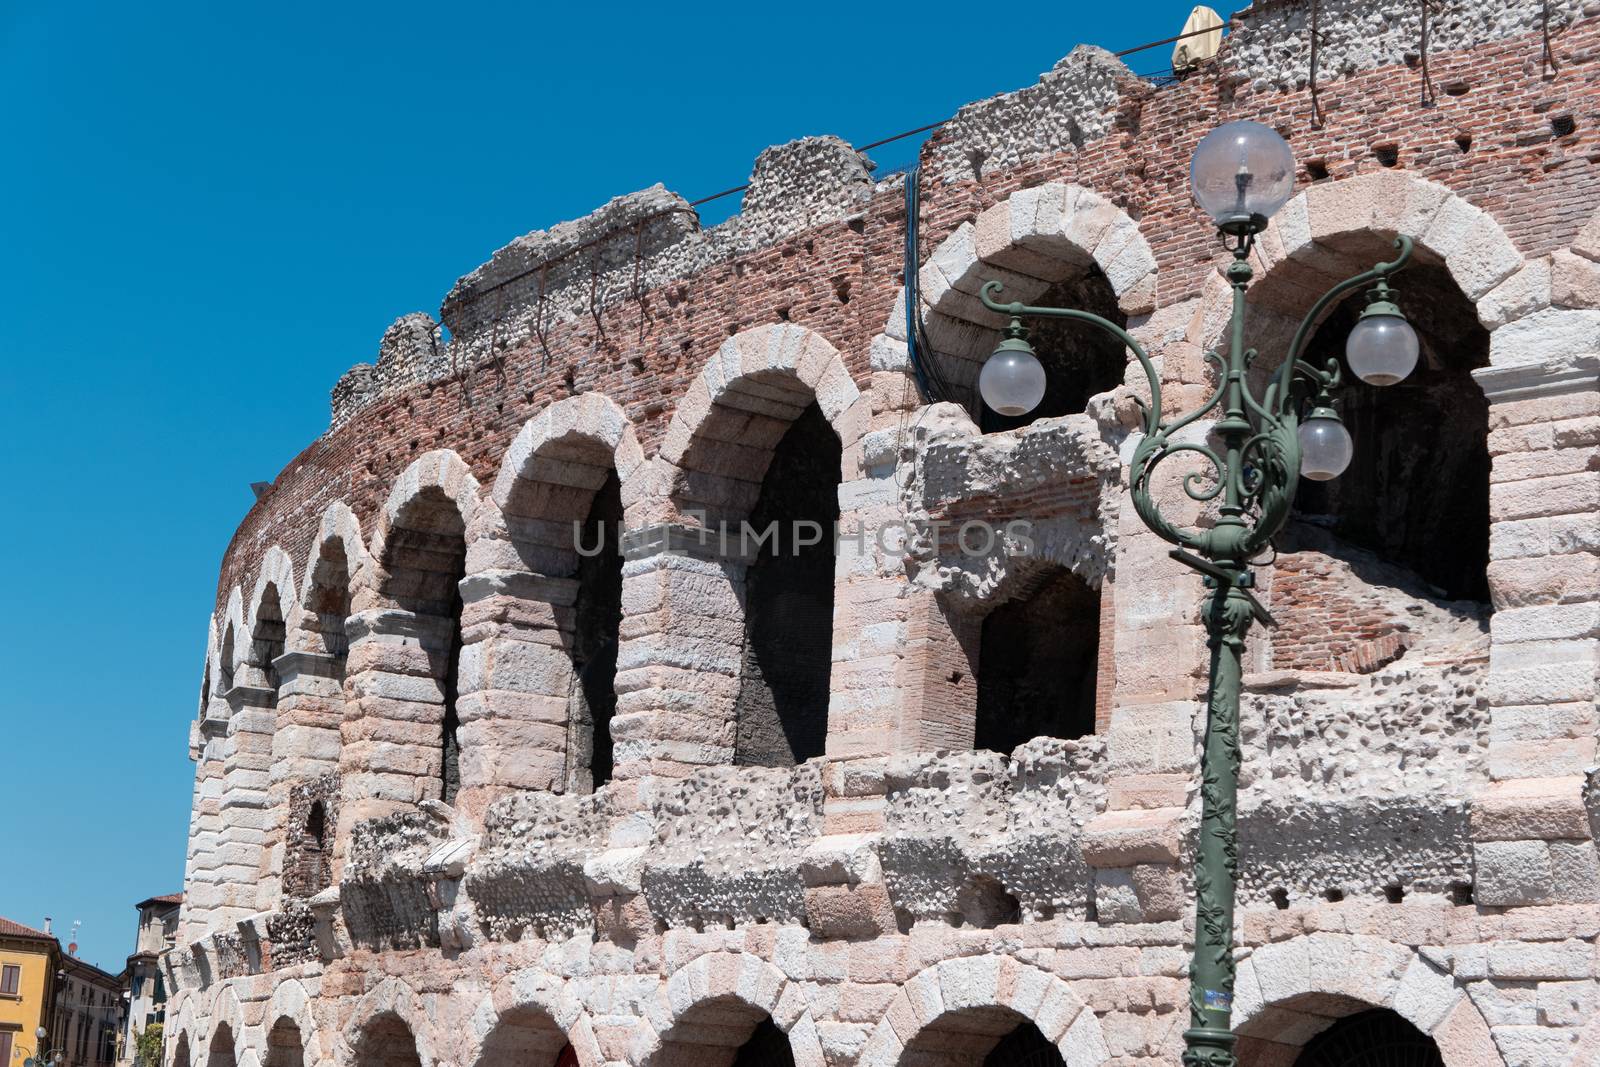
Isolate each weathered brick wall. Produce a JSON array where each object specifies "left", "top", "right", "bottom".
[{"left": 170, "top": 5, "right": 1600, "bottom": 1066}]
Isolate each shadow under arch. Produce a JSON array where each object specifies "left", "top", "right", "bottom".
[
  {"left": 1233, "top": 935, "right": 1500, "bottom": 1066},
  {"left": 348, "top": 1013, "right": 423, "bottom": 1067}
]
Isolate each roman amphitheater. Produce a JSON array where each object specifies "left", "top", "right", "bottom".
[{"left": 164, "top": 2, "right": 1600, "bottom": 1064}]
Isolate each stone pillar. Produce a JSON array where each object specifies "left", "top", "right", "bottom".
[
  {"left": 180, "top": 707, "right": 228, "bottom": 941},
  {"left": 1470, "top": 354, "right": 1600, "bottom": 906},
  {"left": 611, "top": 524, "right": 748, "bottom": 781},
  {"left": 333, "top": 608, "right": 452, "bottom": 866},
  {"left": 263, "top": 649, "right": 344, "bottom": 905},
  {"left": 455, "top": 566, "right": 577, "bottom": 815},
  {"left": 215, "top": 679, "right": 275, "bottom": 924}
]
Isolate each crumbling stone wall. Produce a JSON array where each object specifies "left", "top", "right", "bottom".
[{"left": 170, "top": 6, "right": 1600, "bottom": 1066}]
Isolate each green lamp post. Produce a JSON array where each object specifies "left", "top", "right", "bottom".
[{"left": 977, "top": 121, "right": 1419, "bottom": 1066}]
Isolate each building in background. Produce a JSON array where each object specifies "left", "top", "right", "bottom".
[
  {"left": 116, "top": 897, "right": 180, "bottom": 1067},
  {"left": 51, "top": 955, "right": 121, "bottom": 1067},
  {"left": 0, "top": 918, "right": 61, "bottom": 1067}
]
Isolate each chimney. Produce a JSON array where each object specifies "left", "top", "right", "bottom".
[{"left": 43, "top": 917, "right": 52, "bottom": 935}]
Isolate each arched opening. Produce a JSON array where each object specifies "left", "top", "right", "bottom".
[
  {"left": 733, "top": 402, "right": 841, "bottom": 767},
  {"left": 1292, "top": 1008, "right": 1443, "bottom": 1066},
  {"left": 975, "top": 567, "right": 1101, "bottom": 753},
  {"left": 1238, "top": 1002, "right": 1445, "bottom": 1067},
  {"left": 263, "top": 1018, "right": 304, "bottom": 1067},
  {"left": 900, "top": 1009, "right": 1063, "bottom": 1067},
  {"left": 1291, "top": 259, "right": 1489, "bottom": 603},
  {"left": 1243, "top": 238, "right": 1492, "bottom": 676},
  {"left": 306, "top": 538, "right": 353, "bottom": 672},
  {"left": 476, "top": 1007, "right": 571, "bottom": 1067},
  {"left": 170, "top": 1032, "right": 190, "bottom": 1067},
  {"left": 380, "top": 487, "right": 468, "bottom": 803},
  {"left": 571, "top": 471, "right": 622, "bottom": 790},
  {"left": 219, "top": 625, "right": 236, "bottom": 696},
  {"left": 205, "top": 1025, "right": 235, "bottom": 1067},
  {"left": 250, "top": 583, "right": 287, "bottom": 693},
  {"left": 653, "top": 1001, "right": 794, "bottom": 1067},
  {"left": 352, "top": 1015, "right": 422, "bottom": 1067},
  {"left": 978, "top": 268, "right": 1126, "bottom": 433},
  {"left": 500, "top": 424, "right": 625, "bottom": 796},
  {"left": 306, "top": 800, "right": 327, "bottom": 848}
]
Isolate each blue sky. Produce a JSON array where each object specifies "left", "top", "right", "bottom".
[{"left": 0, "top": 1, "right": 1208, "bottom": 969}]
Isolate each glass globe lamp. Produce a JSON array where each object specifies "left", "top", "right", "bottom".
[
  {"left": 1190, "top": 121, "right": 1297, "bottom": 233},
  {"left": 1345, "top": 292, "right": 1419, "bottom": 386},
  {"left": 1298, "top": 407, "right": 1353, "bottom": 481},
  {"left": 980, "top": 323, "right": 1046, "bottom": 417}
]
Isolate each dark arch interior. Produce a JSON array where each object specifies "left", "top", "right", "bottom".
[
  {"left": 902, "top": 1011, "right": 1063, "bottom": 1067},
  {"left": 976, "top": 568, "right": 1101, "bottom": 753},
  {"left": 307, "top": 539, "right": 353, "bottom": 670},
  {"left": 306, "top": 800, "right": 326, "bottom": 848},
  {"left": 730, "top": 1019, "right": 795, "bottom": 1067},
  {"left": 1292, "top": 1008, "right": 1444, "bottom": 1067},
  {"left": 355, "top": 1016, "right": 422, "bottom": 1067},
  {"left": 206, "top": 1025, "right": 236, "bottom": 1067},
  {"left": 381, "top": 487, "right": 468, "bottom": 804},
  {"left": 571, "top": 471, "right": 623, "bottom": 791},
  {"left": 477, "top": 1006, "right": 570, "bottom": 1067},
  {"left": 980, "top": 267, "right": 1126, "bottom": 433},
  {"left": 219, "top": 626, "right": 236, "bottom": 695},
  {"left": 981, "top": 1022, "right": 1064, "bottom": 1067},
  {"left": 656, "top": 1004, "right": 793, "bottom": 1067},
  {"left": 1293, "top": 260, "right": 1490, "bottom": 603},
  {"left": 733, "top": 403, "right": 841, "bottom": 768},
  {"left": 263, "top": 1018, "right": 304, "bottom": 1067},
  {"left": 251, "top": 584, "right": 286, "bottom": 692}
]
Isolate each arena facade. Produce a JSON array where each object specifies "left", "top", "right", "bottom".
[{"left": 165, "top": 2, "right": 1600, "bottom": 1064}]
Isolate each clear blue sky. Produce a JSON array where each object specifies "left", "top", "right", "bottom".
[{"left": 0, "top": 0, "right": 1208, "bottom": 969}]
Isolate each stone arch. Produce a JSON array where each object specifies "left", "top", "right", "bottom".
[
  {"left": 490, "top": 391, "right": 649, "bottom": 526},
  {"left": 265, "top": 979, "right": 323, "bottom": 1067},
  {"left": 292, "top": 502, "right": 367, "bottom": 662},
  {"left": 1186, "top": 173, "right": 1507, "bottom": 622},
  {"left": 466, "top": 969, "right": 601, "bottom": 1067},
  {"left": 887, "top": 183, "right": 1156, "bottom": 423},
  {"left": 636, "top": 951, "right": 822, "bottom": 1067},
  {"left": 1232, "top": 934, "right": 1499, "bottom": 1066},
  {"left": 1188, "top": 172, "right": 1528, "bottom": 371},
  {"left": 208, "top": 987, "right": 249, "bottom": 1055},
  {"left": 468, "top": 394, "right": 646, "bottom": 798},
  {"left": 218, "top": 587, "right": 247, "bottom": 698},
  {"left": 654, "top": 323, "right": 863, "bottom": 528},
  {"left": 200, "top": 618, "right": 220, "bottom": 720},
  {"left": 368, "top": 449, "right": 481, "bottom": 565},
  {"left": 345, "top": 449, "right": 480, "bottom": 814},
  {"left": 245, "top": 549, "right": 295, "bottom": 695},
  {"left": 856, "top": 956, "right": 1109, "bottom": 1067},
  {"left": 341, "top": 980, "right": 435, "bottom": 1067},
  {"left": 170, "top": 1000, "right": 198, "bottom": 1067}
]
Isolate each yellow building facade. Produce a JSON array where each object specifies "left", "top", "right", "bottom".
[{"left": 0, "top": 918, "right": 61, "bottom": 1067}]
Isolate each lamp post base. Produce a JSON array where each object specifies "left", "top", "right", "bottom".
[{"left": 1181, "top": 1026, "right": 1238, "bottom": 1066}]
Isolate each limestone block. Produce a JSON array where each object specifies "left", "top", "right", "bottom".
[
  {"left": 1488, "top": 308, "right": 1600, "bottom": 369},
  {"left": 1553, "top": 248, "right": 1600, "bottom": 309},
  {"left": 1472, "top": 777, "right": 1591, "bottom": 841},
  {"left": 1081, "top": 809, "right": 1185, "bottom": 868},
  {"left": 1491, "top": 1024, "right": 1576, "bottom": 1066},
  {"left": 803, "top": 883, "right": 896, "bottom": 940},
  {"left": 1474, "top": 841, "right": 1555, "bottom": 906}
]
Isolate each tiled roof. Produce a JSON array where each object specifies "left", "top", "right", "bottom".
[
  {"left": 0, "top": 916, "right": 56, "bottom": 940},
  {"left": 137, "top": 893, "right": 184, "bottom": 908}
]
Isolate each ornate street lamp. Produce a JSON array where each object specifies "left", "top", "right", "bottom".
[
  {"left": 22, "top": 1026, "right": 67, "bottom": 1067},
  {"left": 977, "top": 121, "right": 1418, "bottom": 1066}
]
